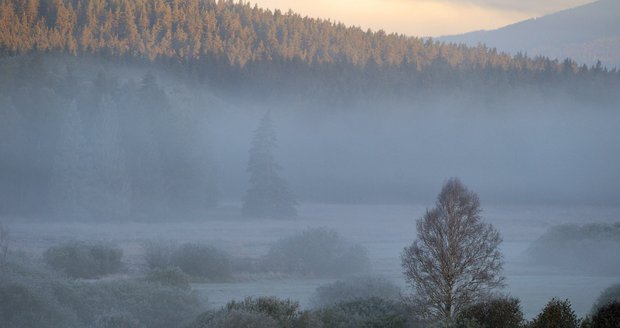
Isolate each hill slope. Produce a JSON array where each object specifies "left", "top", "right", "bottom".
[
  {"left": 440, "top": 0, "right": 620, "bottom": 67},
  {"left": 0, "top": 0, "right": 604, "bottom": 74}
]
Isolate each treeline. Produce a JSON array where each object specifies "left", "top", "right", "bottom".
[
  {"left": 0, "top": 0, "right": 533, "bottom": 68},
  {"left": 0, "top": 0, "right": 619, "bottom": 105},
  {"left": 0, "top": 56, "right": 218, "bottom": 220},
  {"left": 1, "top": 0, "right": 618, "bottom": 75}
]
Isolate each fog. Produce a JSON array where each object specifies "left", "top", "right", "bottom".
[
  {"left": 210, "top": 96, "right": 620, "bottom": 206},
  {"left": 1, "top": 55, "right": 619, "bottom": 327}
]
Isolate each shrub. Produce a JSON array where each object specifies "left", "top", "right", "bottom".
[
  {"left": 143, "top": 242, "right": 232, "bottom": 280},
  {"left": 0, "top": 257, "right": 81, "bottom": 328},
  {"left": 527, "top": 223, "right": 620, "bottom": 274},
  {"left": 78, "top": 279, "right": 201, "bottom": 328},
  {"left": 143, "top": 240, "right": 176, "bottom": 270},
  {"left": 455, "top": 297, "right": 524, "bottom": 328},
  {"left": 262, "top": 228, "right": 370, "bottom": 277},
  {"left": 92, "top": 311, "right": 143, "bottom": 328},
  {"left": 172, "top": 243, "right": 231, "bottom": 280},
  {"left": 529, "top": 298, "right": 580, "bottom": 328},
  {"left": 591, "top": 301, "right": 620, "bottom": 328},
  {"left": 190, "top": 309, "right": 279, "bottom": 328},
  {"left": 311, "top": 275, "right": 401, "bottom": 308},
  {"left": 43, "top": 242, "right": 123, "bottom": 279},
  {"left": 189, "top": 296, "right": 317, "bottom": 328},
  {"left": 0, "top": 282, "right": 78, "bottom": 328},
  {"left": 316, "top": 297, "right": 410, "bottom": 328},
  {"left": 0, "top": 255, "right": 201, "bottom": 328},
  {"left": 591, "top": 283, "right": 620, "bottom": 314},
  {"left": 145, "top": 266, "right": 190, "bottom": 289},
  {"left": 226, "top": 297, "right": 301, "bottom": 326}
]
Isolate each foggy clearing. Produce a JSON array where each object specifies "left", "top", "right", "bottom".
[{"left": 7, "top": 203, "right": 620, "bottom": 319}]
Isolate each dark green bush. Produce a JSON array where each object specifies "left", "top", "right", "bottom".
[
  {"left": 591, "top": 283, "right": 620, "bottom": 314},
  {"left": 591, "top": 301, "right": 620, "bottom": 328},
  {"left": 529, "top": 298, "right": 580, "bottom": 328},
  {"left": 262, "top": 228, "right": 370, "bottom": 277},
  {"left": 78, "top": 279, "right": 201, "bottom": 328},
  {"left": 143, "top": 242, "right": 232, "bottom": 280},
  {"left": 0, "top": 255, "right": 200, "bottom": 328},
  {"left": 455, "top": 297, "right": 524, "bottom": 328},
  {"left": 311, "top": 275, "right": 401, "bottom": 308},
  {"left": 190, "top": 309, "right": 279, "bottom": 328},
  {"left": 92, "top": 311, "right": 143, "bottom": 328},
  {"left": 0, "top": 282, "right": 78, "bottom": 328},
  {"left": 189, "top": 296, "right": 318, "bottom": 328},
  {"left": 145, "top": 266, "right": 190, "bottom": 289},
  {"left": 172, "top": 243, "right": 232, "bottom": 280},
  {"left": 43, "top": 242, "right": 123, "bottom": 279},
  {"left": 143, "top": 241, "right": 176, "bottom": 270},
  {"left": 0, "top": 257, "right": 81, "bottom": 328},
  {"left": 316, "top": 297, "right": 410, "bottom": 328},
  {"left": 226, "top": 297, "right": 301, "bottom": 326},
  {"left": 528, "top": 223, "right": 620, "bottom": 274}
]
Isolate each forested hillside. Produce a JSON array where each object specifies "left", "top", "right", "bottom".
[
  {"left": 0, "top": 0, "right": 556, "bottom": 68},
  {"left": 0, "top": 0, "right": 618, "bottom": 91}
]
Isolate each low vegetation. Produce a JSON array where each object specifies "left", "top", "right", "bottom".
[
  {"left": 143, "top": 241, "right": 232, "bottom": 281},
  {"left": 311, "top": 275, "right": 402, "bottom": 308},
  {"left": 316, "top": 297, "right": 412, "bottom": 328},
  {"left": 189, "top": 297, "right": 316, "bottom": 328},
  {"left": 4, "top": 247, "right": 620, "bottom": 328},
  {"left": 43, "top": 242, "right": 123, "bottom": 279},
  {"left": 0, "top": 255, "right": 201, "bottom": 328},
  {"left": 3, "top": 212, "right": 620, "bottom": 328},
  {"left": 455, "top": 297, "right": 524, "bottom": 328},
  {"left": 172, "top": 243, "right": 232, "bottom": 280},
  {"left": 528, "top": 222, "right": 620, "bottom": 274},
  {"left": 262, "top": 227, "right": 370, "bottom": 277},
  {"left": 590, "top": 301, "right": 620, "bottom": 328},
  {"left": 528, "top": 298, "right": 580, "bottom": 328},
  {"left": 143, "top": 229, "right": 368, "bottom": 281},
  {"left": 145, "top": 266, "right": 191, "bottom": 290},
  {"left": 590, "top": 283, "right": 620, "bottom": 314}
]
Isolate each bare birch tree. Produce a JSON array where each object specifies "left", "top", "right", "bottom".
[{"left": 401, "top": 178, "right": 504, "bottom": 321}]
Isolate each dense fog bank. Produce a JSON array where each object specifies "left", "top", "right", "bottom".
[{"left": 1, "top": 55, "right": 619, "bottom": 221}]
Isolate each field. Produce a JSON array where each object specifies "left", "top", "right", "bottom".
[{"left": 7, "top": 203, "right": 620, "bottom": 319}]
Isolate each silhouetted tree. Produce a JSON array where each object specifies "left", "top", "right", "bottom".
[
  {"left": 591, "top": 301, "right": 620, "bottom": 328},
  {"left": 242, "top": 111, "right": 296, "bottom": 218},
  {"left": 401, "top": 178, "right": 504, "bottom": 321},
  {"left": 530, "top": 298, "right": 580, "bottom": 328},
  {"left": 456, "top": 297, "right": 524, "bottom": 328}
]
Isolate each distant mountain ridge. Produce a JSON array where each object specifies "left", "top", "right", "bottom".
[{"left": 440, "top": 0, "right": 620, "bottom": 68}]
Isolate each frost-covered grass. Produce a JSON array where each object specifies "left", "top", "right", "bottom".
[{"left": 5, "top": 202, "right": 620, "bottom": 319}]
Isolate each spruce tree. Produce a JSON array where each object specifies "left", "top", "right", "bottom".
[{"left": 242, "top": 111, "right": 296, "bottom": 218}]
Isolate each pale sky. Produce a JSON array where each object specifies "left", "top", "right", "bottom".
[{"left": 251, "top": 0, "right": 596, "bottom": 37}]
